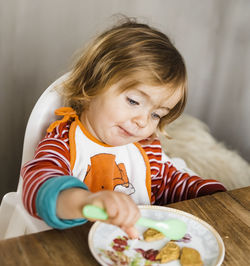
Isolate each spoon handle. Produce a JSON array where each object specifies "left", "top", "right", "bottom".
[
  {"left": 83, "top": 205, "right": 160, "bottom": 229},
  {"left": 83, "top": 205, "right": 108, "bottom": 220},
  {"left": 83, "top": 205, "right": 186, "bottom": 240}
]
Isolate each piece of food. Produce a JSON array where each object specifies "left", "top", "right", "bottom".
[
  {"left": 180, "top": 247, "right": 203, "bottom": 266},
  {"left": 143, "top": 228, "right": 165, "bottom": 242},
  {"left": 155, "top": 241, "right": 180, "bottom": 263}
]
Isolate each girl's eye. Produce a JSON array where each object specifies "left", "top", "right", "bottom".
[
  {"left": 151, "top": 112, "right": 161, "bottom": 120},
  {"left": 127, "top": 97, "right": 139, "bottom": 106}
]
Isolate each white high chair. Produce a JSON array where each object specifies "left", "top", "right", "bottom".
[{"left": 0, "top": 73, "right": 69, "bottom": 240}]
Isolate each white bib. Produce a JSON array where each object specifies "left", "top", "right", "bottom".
[{"left": 69, "top": 121, "right": 151, "bottom": 205}]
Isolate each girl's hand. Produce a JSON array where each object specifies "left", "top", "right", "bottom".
[
  {"left": 84, "top": 190, "right": 141, "bottom": 239},
  {"left": 57, "top": 188, "right": 140, "bottom": 239}
]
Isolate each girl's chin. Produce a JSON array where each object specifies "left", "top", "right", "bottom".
[
  {"left": 105, "top": 136, "right": 138, "bottom": 146},
  {"left": 106, "top": 140, "right": 132, "bottom": 146}
]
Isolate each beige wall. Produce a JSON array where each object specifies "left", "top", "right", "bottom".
[{"left": 0, "top": 0, "right": 249, "bottom": 199}]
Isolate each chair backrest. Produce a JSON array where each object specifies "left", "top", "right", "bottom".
[{"left": 17, "top": 73, "right": 69, "bottom": 192}]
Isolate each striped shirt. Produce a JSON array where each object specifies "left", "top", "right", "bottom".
[{"left": 21, "top": 120, "right": 226, "bottom": 218}]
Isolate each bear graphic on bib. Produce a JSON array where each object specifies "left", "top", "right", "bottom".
[{"left": 84, "top": 153, "right": 135, "bottom": 195}]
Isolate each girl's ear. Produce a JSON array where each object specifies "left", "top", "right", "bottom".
[{"left": 139, "top": 133, "right": 157, "bottom": 145}]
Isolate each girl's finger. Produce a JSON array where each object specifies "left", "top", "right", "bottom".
[{"left": 122, "top": 226, "right": 139, "bottom": 239}]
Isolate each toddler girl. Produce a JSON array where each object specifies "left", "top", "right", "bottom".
[{"left": 21, "top": 19, "right": 226, "bottom": 238}]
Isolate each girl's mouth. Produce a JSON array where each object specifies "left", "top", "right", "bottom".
[{"left": 118, "top": 126, "right": 134, "bottom": 137}]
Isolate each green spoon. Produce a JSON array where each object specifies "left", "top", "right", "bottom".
[{"left": 83, "top": 205, "right": 187, "bottom": 240}]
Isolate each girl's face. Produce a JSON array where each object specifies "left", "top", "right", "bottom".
[{"left": 81, "top": 83, "right": 182, "bottom": 146}]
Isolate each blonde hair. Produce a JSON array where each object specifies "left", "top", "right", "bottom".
[{"left": 62, "top": 18, "right": 187, "bottom": 133}]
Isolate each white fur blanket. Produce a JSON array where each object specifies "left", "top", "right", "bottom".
[{"left": 159, "top": 114, "right": 250, "bottom": 190}]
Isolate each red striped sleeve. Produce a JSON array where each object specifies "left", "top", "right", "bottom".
[
  {"left": 21, "top": 121, "right": 72, "bottom": 217},
  {"left": 141, "top": 139, "right": 226, "bottom": 205}
]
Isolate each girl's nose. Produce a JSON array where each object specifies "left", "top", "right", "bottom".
[{"left": 133, "top": 112, "right": 149, "bottom": 128}]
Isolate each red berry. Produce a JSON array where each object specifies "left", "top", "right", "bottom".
[
  {"left": 113, "top": 238, "right": 127, "bottom": 246},
  {"left": 112, "top": 245, "right": 125, "bottom": 252}
]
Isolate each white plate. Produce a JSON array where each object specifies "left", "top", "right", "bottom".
[{"left": 88, "top": 205, "right": 225, "bottom": 265}]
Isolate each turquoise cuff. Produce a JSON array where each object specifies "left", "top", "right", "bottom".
[{"left": 36, "top": 176, "right": 88, "bottom": 229}]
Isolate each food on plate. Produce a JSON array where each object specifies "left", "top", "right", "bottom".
[
  {"left": 180, "top": 247, "right": 203, "bottom": 266},
  {"left": 143, "top": 227, "right": 165, "bottom": 242},
  {"left": 101, "top": 232, "right": 204, "bottom": 265},
  {"left": 155, "top": 241, "right": 180, "bottom": 263},
  {"left": 142, "top": 228, "right": 202, "bottom": 264}
]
